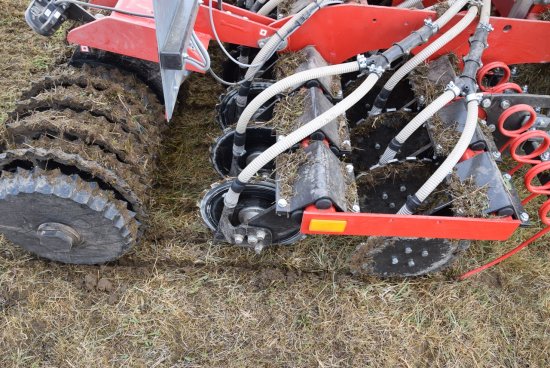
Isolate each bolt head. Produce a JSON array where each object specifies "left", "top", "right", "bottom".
[
  {"left": 481, "top": 99, "right": 491, "bottom": 108},
  {"left": 346, "top": 164, "right": 354, "bottom": 174},
  {"left": 256, "top": 230, "right": 266, "bottom": 241},
  {"left": 342, "top": 140, "right": 351, "bottom": 149},
  {"left": 500, "top": 100, "right": 511, "bottom": 110},
  {"left": 254, "top": 243, "right": 264, "bottom": 254},
  {"left": 234, "top": 234, "right": 244, "bottom": 245},
  {"left": 400, "top": 185, "right": 407, "bottom": 192},
  {"left": 352, "top": 204, "right": 361, "bottom": 213},
  {"left": 520, "top": 212, "right": 529, "bottom": 222},
  {"left": 247, "top": 234, "right": 258, "bottom": 245},
  {"left": 382, "top": 192, "right": 389, "bottom": 200},
  {"left": 492, "top": 151, "right": 501, "bottom": 159},
  {"left": 391, "top": 256, "right": 399, "bottom": 265},
  {"left": 541, "top": 151, "right": 550, "bottom": 161},
  {"left": 374, "top": 143, "right": 381, "bottom": 150},
  {"left": 502, "top": 173, "right": 512, "bottom": 180},
  {"left": 488, "top": 124, "right": 496, "bottom": 132},
  {"left": 408, "top": 259, "right": 415, "bottom": 267},
  {"left": 405, "top": 247, "right": 412, "bottom": 254},
  {"left": 277, "top": 198, "right": 288, "bottom": 207},
  {"left": 421, "top": 250, "right": 429, "bottom": 257},
  {"left": 389, "top": 202, "right": 396, "bottom": 209}
]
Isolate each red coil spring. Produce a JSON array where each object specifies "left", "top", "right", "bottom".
[
  {"left": 477, "top": 61, "right": 523, "bottom": 93},
  {"left": 460, "top": 102, "right": 550, "bottom": 280}
]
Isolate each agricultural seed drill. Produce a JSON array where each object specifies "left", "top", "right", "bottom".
[{"left": 2, "top": 0, "right": 550, "bottom": 278}]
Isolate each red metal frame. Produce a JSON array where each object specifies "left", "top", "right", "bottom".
[
  {"left": 68, "top": 1, "right": 550, "bottom": 69},
  {"left": 300, "top": 206, "right": 520, "bottom": 241},
  {"left": 68, "top": 0, "right": 278, "bottom": 69},
  {"left": 275, "top": 5, "right": 550, "bottom": 65}
]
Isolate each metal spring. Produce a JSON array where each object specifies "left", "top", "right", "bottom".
[
  {"left": 476, "top": 61, "right": 523, "bottom": 93},
  {"left": 460, "top": 101, "right": 550, "bottom": 279}
]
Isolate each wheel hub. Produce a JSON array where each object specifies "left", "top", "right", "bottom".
[
  {"left": 199, "top": 180, "right": 302, "bottom": 247},
  {"left": 37, "top": 222, "right": 81, "bottom": 252}
]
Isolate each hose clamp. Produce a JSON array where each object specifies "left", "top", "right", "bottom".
[
  {"left": 478, "top": 22, "right": 494, "bottom": 32},
  {"left": 465, "top": 92, "right": 484, "bottom": 103},
  {"left": 445, "top": 81, "right": 462, "bottom": 97},
  {"left": 257, "top": 36, "right": 287, "bottom": 50},
  {"left": 233, "top": 145, "right": 246, "bottom": 157},
  {"left": 423, "top": 18, "right": 439, "bottom": 34},
  {"left": 368, "top": 64, "right": 385, "bottom": 77},
  {"left": 467, "top": 0, "right": 483, "bottom": 8},
  {"left": 357, "top": 54, "right": 369, "bottom": 72}
]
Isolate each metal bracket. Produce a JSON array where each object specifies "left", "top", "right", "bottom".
[
  {"left": 153, "top": 0, "right": 199, "bottom": 120},
  {"left": 257, "top": 36, "right": 287, "bottom": 50},
  {"left": 455, "top": 152, "right": 525, "bottom": 217}
]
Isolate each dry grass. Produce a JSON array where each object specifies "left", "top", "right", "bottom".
[
  {"left": 357, "top": 160, "right": 426, "bottom": 188},
  {"left": 448, "top": 174, "right": 489, "bottom": 218},
  {"left": 513, "top": 63, "right": 550, "bottom": 95},
  {"left": 1, "top": 1, "right": 550, "bottom": 367},
  {"left": 342, "top": 162, "right": 358, "bottom": 211},
  {"left": 409, "top": 62, "right": 442, "bottom": 103},
  {"left": 433, "top": 0, "right": 451, "bottom": 18},
  {"left": 539, "top": 8, "right": 550, "bottom": 21},
  {"left": 268, "top": 88, "right": 306, "bottom": 135},
  {"left": 275, "top": 148, "right": 310, "bottom": 201},
  {"left": 428, "top": 112, "right": 461, "bottom": 156},
  {"left": 277, "top": 0, "right": 299, "bottom": 17},
  {"left": 274, "top": 50, "right": 307, "bottom": 80}
]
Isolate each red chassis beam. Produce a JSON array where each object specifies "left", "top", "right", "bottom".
[
  {"left": 68, "top": 1, "right": 550, "bottom": 68},
  {"left": 300, "top": 206, "right": 521, "bottom": 241},
  {"left": 68, "top": 0, "right": 278, "bottom": 69},
  {"left": 274, "top": 5, "right": 550, "bottom": 65}
]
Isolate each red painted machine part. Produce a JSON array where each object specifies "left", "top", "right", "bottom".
[
  {"left": 300, "top": 206, "right": 520, "bottom": 241},
  {"left": 89, "top": 0, "right": 118, "bottom": 6},
  {"left": 272, "top": 5, "right": 550, "bottom": 65},
  {"left": 460, "top": 148, "right": 484, "bottom": 162},
  {"left": 68, "top": 0, "right": 277, "bottom": 68},
  {"left": 68, "top": 2, "right": 550, "bottom": 70}
]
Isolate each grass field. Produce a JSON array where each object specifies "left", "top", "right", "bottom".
[{"left": 0, "top": 1, "right": 549, "bottom": 366}]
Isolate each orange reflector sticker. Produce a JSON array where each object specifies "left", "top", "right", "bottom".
[{"left": 308, "top": 219, "right": 347, "bottom": 233}]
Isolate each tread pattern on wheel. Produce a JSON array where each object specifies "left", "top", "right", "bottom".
[
  {"left": 1, "top": 62, "right": 168, "bottom": 223},
  {"left": 0, "top": 168, "right": 139, "bottom": 263}
]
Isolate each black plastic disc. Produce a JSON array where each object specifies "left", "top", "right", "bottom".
[
  {"left": 200, "top": 180, "right": 302, "bottom": 245},
  {"left": 350, "top": 237, "right": 469, "bottom": 277},
  {"left": 216, "top": 81, "right": 278, "bottom": 129},
  {"left": 210, "top": 126, "right": 276, "bottom": 177}
]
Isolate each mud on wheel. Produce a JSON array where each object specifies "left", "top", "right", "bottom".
[{"left": 0, "top": 58, "right": 165, "bottom": 264}]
